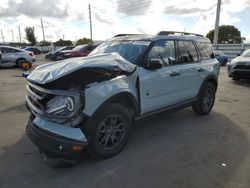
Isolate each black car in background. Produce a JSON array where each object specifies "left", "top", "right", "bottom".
[
  {"left": 45, "top": 46, "right": 74, "bottom": 60},
  {"left": 55, "top": 44, "right": 97, "bottom": 60},
  {"left": 24, "top": 47, "right": 42, "bottom": 55}
]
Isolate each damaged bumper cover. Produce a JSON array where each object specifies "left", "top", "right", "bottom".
[
  {"left": 25, "top": 82, "right": 88, "bottom": 158},
  {"left": 26, "top": 116, "right": 88, "bottom": 159}
]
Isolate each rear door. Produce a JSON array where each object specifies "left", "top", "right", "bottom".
[
  {"left": 176, "top": 40, "right": 201, "bottom": 100},
  {"left": 1, "top": 47, "right": 17, "bottom": 63},
  {"left": 139, "top": 39, "right": 183, "bottom": 114}
]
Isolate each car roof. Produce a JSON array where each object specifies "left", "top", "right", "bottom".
[{"left": 109, "top": 32, "right": 211, "bottom": 43}]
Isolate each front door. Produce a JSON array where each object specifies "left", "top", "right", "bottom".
[{"left": 138, "top": 40, "right": 183, "bottom": 114}]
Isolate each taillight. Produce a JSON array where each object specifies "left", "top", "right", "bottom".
[{"left": 29, "top": 52, "right": 34, "bottom": 56}]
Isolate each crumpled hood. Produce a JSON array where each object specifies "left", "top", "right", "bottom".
[{"left": 27, "top": 53, "right": 136, "bottom": 84}]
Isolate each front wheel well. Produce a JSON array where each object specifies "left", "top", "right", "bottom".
[
  {"left": 93, "top": 92, "right": 139, "bottom": 120},
  {"left": 206, "top": 78, "right": 218, "bottom": 91}
]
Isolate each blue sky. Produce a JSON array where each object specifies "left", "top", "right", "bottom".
[{"left": 0, "top": 0, "right": 250, "bottom": 42}]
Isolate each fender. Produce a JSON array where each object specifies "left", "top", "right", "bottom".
[
  {"left": 90, "top": 91, "right": 139, "bottom": 118},
  {"left": 198, "top": 74, "right": 218, "bottom": 96},
  {"left": 83, "top": 72, "right": 139, "bottom": 117}
]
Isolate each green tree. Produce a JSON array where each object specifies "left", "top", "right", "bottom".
[
  {"left": 76, "top": 38, "right": 92, "bottom": 45},
  {"left": 206, "top": 25, "right": 242, "bottom": 44},
  {"left": 25, "top": 27, "right": 36, "bottom": 45},
  {"left": 53, "top": 39, "right": 73, "bottom": 46}
]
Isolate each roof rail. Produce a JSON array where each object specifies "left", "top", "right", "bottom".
[
  {"left": 113, "top": 34, "right": 144, "bottom": 37},
  {"left": 157, "top": 31, "right": 204, "bottom": 37}
]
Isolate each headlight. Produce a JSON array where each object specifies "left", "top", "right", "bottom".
[{"left": 45, "top": 96, "right": 75, "bottom": 116}]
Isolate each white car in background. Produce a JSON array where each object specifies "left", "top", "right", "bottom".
[{"left": 0, "top": 46, "right": 36, "bottom": 68}]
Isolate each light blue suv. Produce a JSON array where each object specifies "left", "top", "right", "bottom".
[{"left": 25, "top": 31, "right": 219, "bottom": 165}]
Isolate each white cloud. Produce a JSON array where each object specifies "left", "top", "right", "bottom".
[{"left": 0, "top": 0, "right": 250, "bottom": 42}]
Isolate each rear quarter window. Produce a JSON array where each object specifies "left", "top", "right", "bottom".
[
  {"left": 196, "top": 42, "right": 213, "bottom": 60},
  {"left": 177, "top": 40, "right": 198, "bottom": 63}
]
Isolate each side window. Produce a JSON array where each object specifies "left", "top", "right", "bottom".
[
  {"left": 87, "top": 46, "right": 94, "bottom": 51},
  {"left": 177, "top": 41, "right": 198, "bottom": 63},
  {"left": 2, "top": 47, "right": 20, "bottom": 53},
  {"left": 196, "top": 42, "right": 213, "bottom": 60},
  {"left": 148, "top": 40, "right": 176, "bottom": 66}
]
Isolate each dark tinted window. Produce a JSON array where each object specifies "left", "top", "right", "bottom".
[
  {"left": 177, "top": 41, "right": 198, "bottom": 63},
  {"left": 196, "top": 42, "right": 213, "bottom": 60},
  {"left": 148, "top": 40, "right": 176, "bottom": 66},
  {"left": 89, "top": 41, "right": 149, "bottom": 64}
]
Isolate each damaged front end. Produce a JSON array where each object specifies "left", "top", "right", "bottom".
[{"left": 25, "top": 53, "right": 137, "bottom": 159}]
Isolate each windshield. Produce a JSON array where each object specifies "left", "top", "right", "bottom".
[
  {"left": 89, "top": 40, "right": 150, "bottom": 64},
  {"left": 241, "top": 50, "right": 250, "bottom": 57},
  {"left": 73, "top": 45, "right": 87, "bottom": 51}
]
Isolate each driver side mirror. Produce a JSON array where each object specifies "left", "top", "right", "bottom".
[{"left": 147, "top": 59, "right": 162, "bottom": 70}]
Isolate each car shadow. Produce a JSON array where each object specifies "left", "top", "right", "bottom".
[
  {"left": 0, "top": 103, "right": 27, "bottom": 113},
  {"left": 232, "top": 79, "right": 250, "bottom": 88},
  {"left": 0, "top": 109, "right": 249, "bottom": 188}
]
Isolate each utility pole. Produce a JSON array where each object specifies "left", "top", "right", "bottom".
[
  {"left": 213, "top": 0, "right": 221, "bottom": 45},
  {"left": 1, "top": 29, "right": 5, "bottom": 43},
  {"left": 18, "top": 26, "right": 21, "bottom": 43},
  {"left": 41, "top": 18, "right": 45, "bottom": 45},
  {"left": 12, "top": 29, "right": 14, "bottom": 42},
  {"left": 89, "top": 4, "right": 93, "bottom": 41}
]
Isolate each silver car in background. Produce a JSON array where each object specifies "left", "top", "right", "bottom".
[
  {"left": 0, "top": 46, "right": 36, "bottom": 67},
  {"left": 228, "top": 49, "right": 250, "bottom": 80}
]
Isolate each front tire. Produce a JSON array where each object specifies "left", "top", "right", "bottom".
[
  {"left": 232, "top": 76, "right": 240, "bottom": 81},
  {"left": 192, "top": 82, "right": 215, "bottom": 116},
  {"left": 86, "top": 103, "right": 131, "bottom": 159}
]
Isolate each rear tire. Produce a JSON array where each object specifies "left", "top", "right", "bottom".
[
  {"left": 86, "top": 103, "right": 131, "bottom": 159},
  {"left": 192, "top": 82, "right": 215, "bottom": 116}
]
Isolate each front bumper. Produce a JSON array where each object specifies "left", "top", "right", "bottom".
[
  {"left": 228, "top": 63, "right": 250, "bottom": 78},
  {"left": 228, "top": 67, "right": 250, "bottom": 78},
  {"left": 26, "top": 116, "right": 88, "bottom": 159}
]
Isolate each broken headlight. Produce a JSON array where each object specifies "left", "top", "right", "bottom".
[{"left": 45, "top": 96, "right": 75, "bottom": 116}]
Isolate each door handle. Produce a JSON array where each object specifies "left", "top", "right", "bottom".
[
  {"left": 170, "top": 72, "right": 181, "bottom": 77},
  {"left": 197, "top": 68, "right": 205, "bottom": 72}
]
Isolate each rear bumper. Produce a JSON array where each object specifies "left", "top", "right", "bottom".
[{"left": 26, "top": 116, "right": 88, "bottom": 159}]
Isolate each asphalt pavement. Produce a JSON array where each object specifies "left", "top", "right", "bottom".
[{"left": 0, "top": 61, "right": 249, "bottom": 188}]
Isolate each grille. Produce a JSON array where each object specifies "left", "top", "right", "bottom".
[
  {"left": 234, "top": 64, "right": 250, "bottom": 70},
  {"left": 26, "top": 83, "right": 54, "bottom": 113}
]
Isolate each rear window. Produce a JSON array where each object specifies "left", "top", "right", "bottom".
[{"left": 196, "top": 42, "right": 213, "bottom": 60}]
